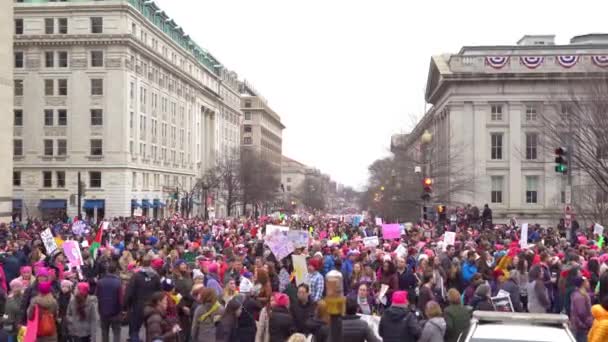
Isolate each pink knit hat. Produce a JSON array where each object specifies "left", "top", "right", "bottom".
[
  {"left": 272, "top": 293, "right": 289, "bottom": 308},
  {"left": 391, "top": 291, "right": 409, "bottom": 308},
  {"left": 38, "top": 281, "right": 52, "bottom": 295}
]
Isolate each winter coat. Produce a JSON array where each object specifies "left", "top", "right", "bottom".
[
  {"left": 599, "top": 272, "right": 608, "bottom": 304},
  {"left": 417, "top": 285, "right": 435, "bottom": 312},
  {"left": 397, "top": 269, "right": 418, "bottom": 292},
  {"left": 216, "top": 316, "right": 239, "bottom": 342},
  {"left": 444, "top": 304, "right": 471, "bottom": 342},
  {"left": 471, "top": 295, "right": 494, "bottom": 312},
  {"left": 378, "top": 306, "right": 422, "bottom": 342},
  {"left": 3, "top": 293, "right": 22, "bottom": 334},
  {"left": 527, "top": 280, "right": 550, "bottom": 313},
  {"left": 268, "top": 306, "right": 295, "bottom": 342},
  {"left": 27, "top": 294, "right": 59, "bottom": 342},
  {"left": 418, "top": 317, "right": 446, "bottom": 342},
  {"left": 191, "top": 301, "right": 224, "bottom": 342},
  {"left": 96, "top": 273, "right": 122, "bottom": 319},
  {"left": 461, "top": 262, "right": 478, "bottom": 284},
  {"left": 588, "top": 304, "right": 608, "bottom": 342},
  {"left": 306, "top": 317, "right": 328, "bottom": 342},
  {"left": 237, "top": 296, "right": 261, "bottom": 342},
  {"left": 500, "top": 278, "right": 523, "bottom": 312},
  {"left": 66, "top": 295, "right": 98, "bottom": 340},
  {"left": 570, "top": 289, "right": 593, "bottom": 333},
  {"left": 124, "top": 268, "right": 161, "bottom": 315},
  {"left": 342, "top": 314, "right": 380, "bottom": 342},
  {"left": 290, "top": 298, "right": 316, "bottom": 335},
  {"left": 206, "top": 273, "right": 224, "bottom": 297},
  {"left": 144, "top": 305, "right": 177, "bottom": 342}
]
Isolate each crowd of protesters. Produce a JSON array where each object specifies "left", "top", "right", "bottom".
[{"left": 0, "top": 205, "right": 606, "bottom": 342}]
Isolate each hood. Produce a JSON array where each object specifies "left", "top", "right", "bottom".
[
  {"left": 384, "top": 306, "right": 408, "bottom": 321},
  {"left": 591, "top": 304, "right": 608, "bottom": 320},
  {"left": 428, "top": 317, "right": 447, "bottom": 332}
]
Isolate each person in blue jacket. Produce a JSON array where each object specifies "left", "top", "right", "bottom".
[{"left": 461, "top": 251, "right": 479, "bottom": 285}]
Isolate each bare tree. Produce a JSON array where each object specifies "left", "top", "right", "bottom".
[
  {"left": 216, "top": 153, "right": 242, "bottom": 217},
  {"left": 297, "top": 176, "right": 326, "bottom": 211},
  {"left": 240, "top": 150, "right": 281, "bottom": 217}
]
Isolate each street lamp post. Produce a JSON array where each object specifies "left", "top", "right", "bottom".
[{"left": 420, "top": 130, "right": 432, "bottom": 221}]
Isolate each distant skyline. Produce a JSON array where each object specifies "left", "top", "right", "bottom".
[{"left": 155, "top": 0, "right": 608, "bottom": 189}]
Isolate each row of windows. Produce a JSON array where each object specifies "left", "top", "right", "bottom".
[
  {"left": 13, "top": 139, "right": 103, "bottom": 157},
  {"left": 490, "top": 175, "right": 539, "bottom": 204},
  {"left": 14, "top": 108, "right": 103, "bottom": 127},
  {"left": 13, "top": 170, "right": 102, "bottom": 189},
  {"left": 15, "top": 50, "right": 104, "bottom": 69},
  {"left": 488, "top": 103, "right": 572, "bottom": 122},
  {"left": 128, "top": 140, "right": 191, "bottom": 165},
  {"left": 490, "top": 132, "right": 538, "bottom": 161},
  {"left": 131, "top": 172, "right": 191, "bottom": 191},
  {"left": 14, "top": 16, "right": 103, "bottom": 35},
  {"left": 14, "top": 79, "right": 103, "bottom": 96}
]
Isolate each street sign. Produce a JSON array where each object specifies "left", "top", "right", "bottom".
[{"left": 565, "top": 186, "right": 572, "bottom": 205}]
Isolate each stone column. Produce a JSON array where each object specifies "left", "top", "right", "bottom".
[{"left": 0, "top": 3, "right": 14, "bottom": 221}]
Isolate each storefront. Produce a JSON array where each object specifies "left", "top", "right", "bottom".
[
  {"left": 12, "top": 199, "right": 22, "bottom": 221},
  {"left": 152, "top": 199, "right": 166, "bottom": 219},
  {"left": 39, "top": 199, "right": 67, "bottom": 221},
  {"left": 131, "top": 199, "right": 141, "bottom": 217},
  {"left": 83, "top": 199, "right": 105, "bottom": 223},
  {"left": 142, "top": 199, "right": 151, "bottom": 217}
]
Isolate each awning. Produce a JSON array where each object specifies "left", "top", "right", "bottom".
[
  {"left": 83, "top": 199, "right": 105, "bottom": 209},
  {"left": 142, "top": 199, "right": 151, "bottom": 209},
  {"left": 131, "top": 199, "right": 141, "bottom": 208},
  {"left": 12, "top": 199, "right": 22, "bottom": 210},
  {"left": 39, "top": 199, "right": 67, "bottom": 210},
  {"left": 153, "top": 199, "right": 166, "bottom": 208}
]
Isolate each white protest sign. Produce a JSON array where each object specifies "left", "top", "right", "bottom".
[
  {"left": 394, "top": 244, "right": 407, "bottom": 258},
  {"left": 265, "top": 224, "right": 289, "bottom": 237},
  {"left": 444, "top": 231, "right": 456, "bottom": 246},
  {"left": 358, "top": 315, "right": 381, "bottom": 341},
  {"left": 363, "top": 236, "right": 379, "bottom": 248},
  {"left": 286, "top": 230, "right": 310, "bottom": 248},
  {"left": 594, "top": 223, "right": 604, "bottom": 236},
  {"left": 81, "top": 240, "right": 89, "bottom": 248},
  {"left": 101, "top": 221, "right": 110, "bottom": 230},
  {"left": 41, "top": 228, "right": 58, "bottom": 255},
  {"left": 291, "top": 254, "right": 308, "bottom": 286},
  {"left": 520, "top": 223, "right": 529, "bottom": 249},
  {"left": 264, "top": 230, "right": 294, "bottom": 261},
  {"left": 375, "top": 217, "right": 383, "bottom": 226}
]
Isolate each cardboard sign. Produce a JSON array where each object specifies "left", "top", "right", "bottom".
[
  {"left": 394, "top": 244, "right": 407, "bottom": 258},
  {"left": 491, "top": 290, "right": 514, "bottom": 312},
  {"left": 363, "top": 236, "right": 380, "bottom": 248},
  {"left": 265, "top": 224, "right": 289, "bottom": 237},
  {"left": 62, "top": 240, "right": 83, "bottom": 267},
  {"left": 292, "top": 254, "right": 308, "bottom": 286},
  {"left": 444, "top": 231, "right": 456, "bottom": 246},
  {"left": 286, "top": 230, "right": 310, "bottom": 248},
  {"left": 375, "top": 217, "right": 383, "bottom": 226},
  {"left": 41, "top": 228, "right": 58, "bottom": 255},
  {"left": 382, "top": 224, "right": 401, "bottom": 239},
  {"left": 264, "top": 230, "right": 294, "bottom": 261},
  {"left": 520, "top": 223, "right": 529, "bottom": 249},
  {"left": 594, "top": 223, "right": 604, "bottom": 236},
  {"left": 71, "top": 221, "right": 87, "bottom": 236}
]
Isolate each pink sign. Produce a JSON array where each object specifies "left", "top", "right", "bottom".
[
  {"left": 382, "top": 224, "right": 401, "bottom": 239},
  {"left": 63, "top": 240, "right": 83, "bottom": 267}
]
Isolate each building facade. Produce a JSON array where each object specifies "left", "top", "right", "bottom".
[
  {"left": 406, "top": 34, "right": 608, "bottom": 224},
  {"left": 12, "top": 0, "right": 233, "bottom": 220},
  {"left": 1, "top": 1, "right": 14, "bottom": 222},
  {"left": 240, "top": 81, "right": 285, "bottom": 172},
  {"left": 281, "top": 156, "right": 308, "bottom": 197}
]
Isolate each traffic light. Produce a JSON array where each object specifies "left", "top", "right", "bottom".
[
  {"left": 555, "top": 147, "right": 568, "bottom": 174},
  {"left": 423, "top": 178, "right": 433, "bottom": 193},
  {"left": 437, "top": 205, "right": 447, "bottom": 221}
]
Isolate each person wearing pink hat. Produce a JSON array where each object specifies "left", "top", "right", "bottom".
[
  {"left": 66, "top": 282, "right": 97, "bottom": 342},
  {"left": 379, "top": 290, "right": 421, "bottom": 342},
  {"left": 26, "top": 280, "right": 59, "bottom": 341}
]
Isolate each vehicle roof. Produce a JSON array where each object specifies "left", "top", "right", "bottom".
[{"left": 472, "top": 324, "right": 571, "bottom": 342}]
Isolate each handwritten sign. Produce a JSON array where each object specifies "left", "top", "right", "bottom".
[
  {"left": 520, "top": 223, "right": 529, "bottom": 249},
  {"left": 265, "top": 230, "right": 294, "bottom": 261},
  {"left": 41, "top": 228, "right": 57, "bottom": 255},
  {"left": 62, "top": 240, "right": 84, "bottom": 267},
  {"left": 594, "top": 223, "right": 604, "bottom": 236},
  {"left": 292, "top": 254, "right": 308, "bottom": 285},
  {"left": 286, "top": 230, "right": 309, "bottom": 248},
  {"left": 265, "top": 224, "right": 289, "bottom": 237},
  {"left": 491, "top": 290, "right": 514, "bottom": 312},
  {"left": 358, "top": 315, "right": 381, "bottom": 340},
  {"left": 363, "top": 236, "right": 379, "bottom": 248},
  {"left": 375, "top": 217, "right": 383, "bottom": 226},
  {"left": 444, "top": 231, "right": 456, "bottom": 246},
  {"left": 382, "top": 224, "right": 401, "bottom": 239},
  {"left": 394, "top": 244, "right": 407, "bottom": 258},
  {"left": 71, "top": 221, "right": 87, "bottom": 236}
]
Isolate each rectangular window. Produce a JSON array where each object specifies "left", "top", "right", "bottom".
[
  {"left": 14, "top": 110, "right": 23, "bottom": 126},
  {"left": 55, "top": 171, "right": 66, "bottom": 188},
  {"left": 91, "top": 79, "right": 103, "bottom": 95},
  {"left": 244, "top": 112, "right": 251, "bottom": 120},
  {"left": 58, "top": 18, "right": 68, "bottom": 34},
  {"left": 244, "top": 125, "right": 252, "bottom": 133},
  {"left": 57, "top": 109, "right": 67, "bottom": 126},
  {"left": 491, "top": 133, "right": 503, "bottom": 160},
  {"left": 561, "top": 103, "right": 573, "bottom": 119},
  {"left": 43, "top": 171, "right": 52, "bottom": 188},
  {"left": 14, "top": 52, "right": 24, "bottom": 68},
  {"left": 44, "top": 51, "right": 54, "bottom": 68},
  {"left": 244, "top": 137, "right": 252, "bottom": 145},
  {"left": 491, "top": 176, "right": 503, "bottom": 203},
  {"left": 525, "top": 104, "right": 538, "bottom": 121},
  {"left": 491, "top": 104, "right": 503, "bottom": 121},
  {"left": 13, "top": 139, "right": 23, "bottom": 156},
  {"left": 561, "top": 191, "right": 566, "bottom": 204},
  {"left": 44, "top": 109, "right": 53, "bottom": 126},
  {"left": 90, "top": 109, "right": 103, "bottom": 126},
  {"left": 14, "top": 80, "right": 23, "bottom": 96},
  {"left": 57, "top": 51, "right": 68, "bottom": 67},
  {"left": 525, "top": 133, "right": 538, "bottom": 160},
  {"left": 57, "top": 139, "right": 67, "bottom": 156},
  {"left": 89, "top": 171, "right": 102, "bottom": 188},
  {"left": 526, "top": 176, "right": 539, "bottom": 204},
  {"left": 90, "top": 139, "right": 103, "bottom": 155},
  {"left": 90, "top": 17, "right": 103, "bottom": 34},
  {"left": 13, "top": 171, "right": 21, "bottom": 187},
  {"left": 244, "top": 100, "right": 251, "bottom": 108},
  {"left": 44, "top": 79, "right": 54, "bottom": 95},
  {"left": 15, "top": 19, "right": 23, "bottom": 35},
  {"left": 57, "top": 79, "right": 67, "bottom": 95},
  {"left": 44, "top": 18, "right": 54, "bottom": 34},
  {"left": 91, "top": 51, "right": 103, "bottom": 67},
  {"left": 43, "top": 139, "right": 53, "bottom": 156}
]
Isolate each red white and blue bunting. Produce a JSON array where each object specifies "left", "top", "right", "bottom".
[
  {"left": 592, "top": 55, "right": 608, "bottom": 68},
  {"left": 556, "top": 55, "right": 579, "bottom": 68},
  {"left": 485, "top": 56, "right": 509, "bottom": 69},
  {"left": 520, "top": 56, "right": 544, "bottom": 69}
]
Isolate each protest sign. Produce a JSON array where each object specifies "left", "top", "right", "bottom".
[
  {"left": 491, "top": 290, "right": 514, "bottom": 312},
  {"left": 363, "top": 236, "right": 380, "bottom": 248},
  {"left": 264, "top": 230, "right": 294, "bottom": 261},
  {"left": 265, "top": 224, "right": 289, "bottom": 237},
  {"left": 594, "top": 223, "right": 604, "bottom": 236},
  {"left": 394, "top": 244, "right": 407, "bottom": 258},
  {"left": 375, "top": 217, "right": 383, "bottom": 226},
  {"left": 352, "top": 215, "right": 362, "bottom": 227},
  {"left": 358, "top": 315, "right": 381, "bottom": 341},
  {"left": 81, "top": 240, "right": 89, "bottom": 248},
  {"left": 286, "top": 230, "right": 310, "bottom": 248},
  {"left": 71, "top": 221, "right": 87, "bottom": 236},
  {"left": 443, "top": 232, "right": 456, "bottom": 251},
  {"left": 41, "top": 228, "right": 57, "bottom": 255},
  {"left": 382, "top": 224, "right": 401, "bottom": 239},
  {"left": 520, "top": 223, "right": 528, "bottom": 249},
  {"left": 291, "top": 254, "right": 308, "bottom": 285},
  {"left": 62, "top": 240, "right": 83, "bottom": 267}
]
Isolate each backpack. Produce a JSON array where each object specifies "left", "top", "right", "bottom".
[{"left": 37, "top": 307, "right": 56, "bottom": 337}]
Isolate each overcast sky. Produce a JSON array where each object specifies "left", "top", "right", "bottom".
[{"left": 155, "top": 0, "right": 608, "bottom": 189}]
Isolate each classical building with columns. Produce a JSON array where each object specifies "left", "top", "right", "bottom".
[
  {"left": 12, "top": 0, "right": 235, "bottom": 219},
  {"left": 0, "top": 1, "right": 14, "bottom": 222},
  {"left": 404, "top": 34, "right": 608, "bottom": 225}
]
